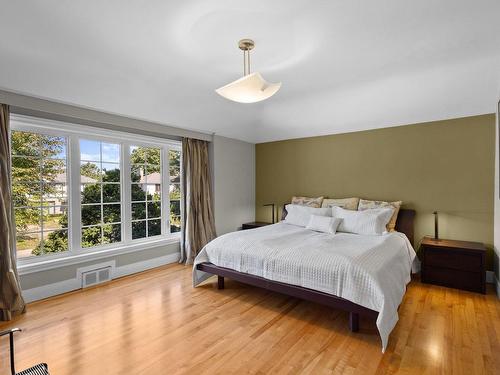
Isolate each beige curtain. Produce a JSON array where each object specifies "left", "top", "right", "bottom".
[
  {"left": 180, "top": 138, "right": 216, "bottom": 264},
  {"left": 0, "top": 104, "right": 26, "bottom": 320}
]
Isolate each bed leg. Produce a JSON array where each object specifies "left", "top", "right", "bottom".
[
  {"left": 217, "top": 275, "right": 224, "bottom": 290},
  {"left": 349, "top": 312, "right": 359, "bottom": 332}
]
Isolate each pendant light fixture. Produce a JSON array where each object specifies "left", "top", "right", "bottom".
[{"left": 215, "top": 39, "right": 281, "bottom": 103}]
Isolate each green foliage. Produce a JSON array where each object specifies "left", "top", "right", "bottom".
[{"left": 130, "top": 146, "right": 161, "bottom": 165}]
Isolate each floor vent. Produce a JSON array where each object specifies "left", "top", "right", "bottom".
[{"left": 81, "top": 266, "right": 112, "bottom": 288}]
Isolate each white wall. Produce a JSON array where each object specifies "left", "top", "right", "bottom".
[
  {"left": 212, "top": 135, "right": 255, "bottom": 235},
  {"left": 494, "top": 101, "right": 500, "bottom": 297}
]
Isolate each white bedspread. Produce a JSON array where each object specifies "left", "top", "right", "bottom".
[{"left": 193, "top": 222, "right": 417, "bottom": 351}]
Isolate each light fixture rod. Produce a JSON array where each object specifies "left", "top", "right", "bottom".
[{"left": 239, "top": 39, "right": 254, "bottom": 76}]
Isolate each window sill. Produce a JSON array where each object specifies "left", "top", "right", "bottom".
[{"left": 17, "top": 236, "right": 181, "bottom": 276}]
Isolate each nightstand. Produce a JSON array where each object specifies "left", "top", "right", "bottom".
[
  {"left": 241, "top": 222, "right": 271, "bottom": 230},
  {"left": 420, "top": 237, "right": 486, "bottom": 294}
]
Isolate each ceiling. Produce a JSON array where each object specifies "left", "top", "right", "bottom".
[{"left": 1, "top": 0, "right": 499, "bottom": 143}]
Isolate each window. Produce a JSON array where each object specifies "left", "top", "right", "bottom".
[
  {"left": 10, "top": 115, "right": 182, "bottom": 263},
  {"left": 11, "top": 131, "right": 68, "bottom": 258},
  {"left": 130, "top": 146, "right": 162, "bottom": 239},
  {"left": 80, "top": 140, "right": 122, "bottom": 248},
  {"left": 169, "top": 150, "right": 181, "bottom": 233}
]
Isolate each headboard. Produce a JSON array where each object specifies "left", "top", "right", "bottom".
[{"left": 281, "top": 205, "right": 416, "bottom": 246}]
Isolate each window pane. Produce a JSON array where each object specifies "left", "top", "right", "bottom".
[
  {"left": 148, "top": 148, "right": 161, "bottom": 164},
  {"left": 11, "top": 131, "right": 41, "bottom": 157},
  {"left": 42, "top": 159, "right": 66, "bottom": 182},
  {"left": 82, "top": 226, "right": 102, "bottom": 248},
  {"left": 148, "top": 219, "right": 161, "bottom": 237},
  {"left": 13, "top": 182, "right": 41, "bottom": 207},
  {"left": 81, "top": 205, "right": 101, "bottom": 226},
  {"left": 11, "top": 129, "right": 70, "bottom": 258},
  {"left": 102, "top": 163, "right": 120, "bottom": 182},
  {"left": 131, "top": 184, "right": 146, "bottom": 201},
  {"left": 41, "top": 230, "right": 68, "bottom": 255},
  {"left": 42, "top": 206, "right": 68, "bottom": 230},
  {"left": 16, "top": 232, "right": 42, "bottom": 258},
  {"left": 80, "top": 140, "right": 101, "bottom": 161},
  {"left": 149, "top": 185, "right": 161, "bottom": 201},
  {"left": 131, "top": 165, "right": 145, "bottom": 183},
  {"left": 169, "top": 184, "right": 180, "bottom": 200},
  {"left": 15, "top": 207, "right": 41, "bottom": 233},
  {"left": 103, "top": 184, "right": 120, "bottom": 203},
  {"left": 81, "top": 184, "right": 101, "bottom": 204},
  {"left": 80, "top": 162, "right": 101, "bottom": 182},
  {"left": 103, "top": 224, "right": 121, "bottom": 244},
  {"left": 170, "top": 216, "right": 181, "bottom": 233},
  {"left": 148, "top": 202, "right": 161, "bottom": 219},
  {"left": 103, "top": 204, "right": 121, "bottom": 223},
  {"left": 41, "top": 135, "right": 66, "bottom": 159},
  {"left": 42, "top": 182, "right": 67, "bottom": 205},
  {"left": 12, "top": 156, "right": 39, "bottom": 182},
  {"left": 130, "top": 146, "right": 146, "bottom": 164},
  {"left": 169, "top": 150, "right": 180, "bottom": 182},
  {"left": 132, "top": 221, "right": 146, "bottom": 240},
  {"left": 146, "top": 164, "right": 161, "bottom": 176},
  {"left": 170, "top": 200, "right": 180, "bottom": 216},
  {"left": 101, "top": 143, "right": 120, "bottom": 163},
  {"left": 132, "top": 203, "right": 146, "bottom": 220}
]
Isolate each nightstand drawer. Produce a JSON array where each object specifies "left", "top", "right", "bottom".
[
  {"left": 423, "top": 266, "right": 483, "bottom": 293},
  {"left": 424, "top": 247, "right": 482, "bottom": 272}
]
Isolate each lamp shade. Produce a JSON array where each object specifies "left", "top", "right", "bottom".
[{"left": 215, "top": 72, "right": 281, "bottom": 103}]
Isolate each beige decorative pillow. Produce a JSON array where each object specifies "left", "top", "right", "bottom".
[
  {"left": 358, "top": 199, "right": 402, "bottom": 232},
  {"left": 291, "top": 196, "right": 324, "bottom": 208},
  {"left": 321, "top": 197, "right": 360, "bottom": 211}
]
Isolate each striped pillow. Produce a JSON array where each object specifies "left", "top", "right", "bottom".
[{"left": 332, "top": 206, "right": 394, "bottom": 235}]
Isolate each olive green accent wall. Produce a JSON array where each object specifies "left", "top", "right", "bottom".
[{"left": 256, "top": 114, "right": 496, "bottom": 269}]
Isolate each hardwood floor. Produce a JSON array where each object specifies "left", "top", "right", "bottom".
[{"left": 1, "top": 264, "right": 499, "bottom": 375}]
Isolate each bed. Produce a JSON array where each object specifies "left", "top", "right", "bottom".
[{"left": 193, "top": 207, "right": 417, "bottom": 351}]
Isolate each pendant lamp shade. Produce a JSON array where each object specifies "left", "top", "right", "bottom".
[{"left": 216, "top": 72, "right": 281, "bottom": 104}]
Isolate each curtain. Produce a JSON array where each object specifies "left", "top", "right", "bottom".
[
  {"left": 0, "top": 104, "right": 26, "bottom": 320},
  {"left": 180, "top": 138, "right": 216, "bottom": 264}
]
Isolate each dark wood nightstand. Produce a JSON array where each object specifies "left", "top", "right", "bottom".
[
  {"left": 241, "top": 222, "right": 271, "bottom": 230},
  {"left": 420, "top": 237, "right": 486, "bottom": 294}
]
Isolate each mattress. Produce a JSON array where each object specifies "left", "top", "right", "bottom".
[{"left": 193, "top": 222, "right": 417, "bottom": 351}]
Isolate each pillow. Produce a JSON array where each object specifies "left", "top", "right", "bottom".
[
  {"left": 284, "top": 204, "right": 331, "bottom": 227},
  {"left": 321, "top": 197, "right": 360, "bottom": 210},
  {"left": 358, "top": 199, "right": 402, "bottom": 232},
  {"left": 306, "top": 215, "right": 342, "bottom": 234},
  {"left": 291, "top": 196, "right": 324, "bottom": 208},
  {"left": 332, "top": 206, "right": 394, "bottom": 235}
]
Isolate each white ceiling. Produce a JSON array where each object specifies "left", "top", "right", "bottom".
[{"left": 1, "top": 0, "right": 499, "bottom": 143}]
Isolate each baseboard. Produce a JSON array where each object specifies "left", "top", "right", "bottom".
[
  {"left": 113, "top": 252, "right": 180, "bottom": 278},
  {"left": 22, "top": 278, "right": 81, "bottom": 303},
  {"left": 23, "top": 252, "right": 180, "bottom": 303}
]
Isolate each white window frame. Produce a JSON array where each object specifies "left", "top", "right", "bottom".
[{"left": 11, "top": 114, "right": 182, "bottom": 272}]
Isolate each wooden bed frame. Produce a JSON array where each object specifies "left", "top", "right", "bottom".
[{"left": 196, "top": 207, "right": 416, "bottom": 332}]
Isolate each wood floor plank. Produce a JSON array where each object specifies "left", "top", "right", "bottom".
[{"left": 0, "top": 264, "right": 499, "bottom": 375}]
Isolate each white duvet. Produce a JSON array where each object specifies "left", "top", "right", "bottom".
[{"left": 193, "top": 222, "right": 417, "bottom": 351}]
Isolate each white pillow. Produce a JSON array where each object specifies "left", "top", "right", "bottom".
[
  {"left": 306, "top": 215, "right": 342, "bottom": 234},
  {"left": 284, "top": 204, "right": 331, "bottom": 227},
  {"left": 332, "top": 206, "right": 394, "bottom": 235}
]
